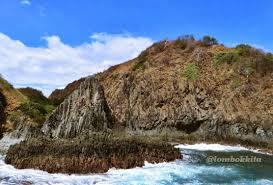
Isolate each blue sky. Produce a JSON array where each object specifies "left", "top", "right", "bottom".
[{"left": 0, "top": 0, "right": 272, "bottom": 95}]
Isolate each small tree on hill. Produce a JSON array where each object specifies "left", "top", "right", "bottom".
[{"left": 202, "top": 35, "right": 218, "bottom": 46}]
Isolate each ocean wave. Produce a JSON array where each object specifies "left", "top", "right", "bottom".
[{"left": 175, "top": 143, "right": 272, "bottom": 155}]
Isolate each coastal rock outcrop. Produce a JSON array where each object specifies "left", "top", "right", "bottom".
[
  {"left": 42, "top": 77, "right": 113, "bottom": 138},
  {"left": 5, "top": 136, "right": 181, "bottom": 174}
]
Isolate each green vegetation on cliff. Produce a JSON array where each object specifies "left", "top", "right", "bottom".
[
  {"left": 18, "top": 87, "right": 52, "bottom": 105},
  {"left": 0, "top": 77, "right": 55, "bottom": 132},
  {"left": 17, "top": 87, "right": 55, "bottom": 124},
  {"left": 213, "top": 44, "right": 273, "bottom": 77},
  {"left": 0, "top": 76, "right": 27, "bottom": 109}
]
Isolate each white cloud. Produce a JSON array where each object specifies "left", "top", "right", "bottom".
[
  {"left": 0, "top": 33, "right": 153, "bottom": 96},
  {"left": 20, "top": 0, "right": 31, "bottom": 6}
]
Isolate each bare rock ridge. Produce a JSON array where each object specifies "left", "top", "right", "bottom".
[
  {"left": 42, "top": 77, "right": 113, "bottom": 138},
  {"left": 49, "top": 77, "right": 86, "bottom": 106}
]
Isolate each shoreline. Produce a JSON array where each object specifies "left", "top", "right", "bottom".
[
  {"left": 0, "top": 142, "right": 272, "bottom": 185},
  {"left": 0, "top": 140, "right": 272, "bottom": 176},
  {"left": 1, "top": 131, "right": 273, "bottom": 174}
]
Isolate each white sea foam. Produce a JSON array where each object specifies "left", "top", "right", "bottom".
[
  {"left": 0, "top": 134, "right": 23, "bottom": 154},
  {"left": 0, "top": 156, "right": 272, "bottom": 185},
  {"left": 0, "top": 158, "right": 231, "bottom": 185},
  {"left": 175, "top": 143, "right": 250, "bottom": 151},
  {"left": 175, "top": 143, "right": 272, "bottom": 155}
]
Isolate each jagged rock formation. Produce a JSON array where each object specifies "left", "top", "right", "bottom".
[
  {"left": 49, "top": 77, "right": 86, "bottom": 106},
  {"left": 42, "top": 77, "right": 113, "bottom": 138}
]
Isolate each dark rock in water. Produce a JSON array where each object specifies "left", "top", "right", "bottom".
[
  {"left": 41, "top": 77, "right": 113, "bottom": 138},
  {"left": 5, "top": 135, "right": 182, "bottom": 174}
]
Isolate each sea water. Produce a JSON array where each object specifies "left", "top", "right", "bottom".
[{"left": 0, "top": 143, "right": 273, "bottom": 185}]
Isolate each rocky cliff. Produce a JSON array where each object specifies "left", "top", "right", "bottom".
[
  {"left": 96, "top": 40, "right": 273, "bottom": 146},
  {"left": 36, "top": 39, "right": 273, "bottom": 147},
  {"left": 42, "top": 77, "right": 113, "bottom": 138},
  {"left": 4, "top": 37, "right": 273, "bottom": 148}
]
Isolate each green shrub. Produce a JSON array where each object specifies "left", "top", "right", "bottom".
[
  {"left": 235, "top": 44, "right": 253, "bottom": 56},
  {"left": 44, "top": 104, "right": 55, "bottom": 115},
  {"left": 174, "top": 35, "right": 195, "bottom": 50},
  {"left": 132, "top": 59, "right": 146, "bottom": 71},
  {"left": 236, "top": 59, "right": 256, "bottom": 77},
  {"left": 183, "top": 63, "right": 199, "bottom": 81},
  {"left": 234, "top": 45, "right": 273, "bottom": 76},
  {"left": 0, "top": 76, "right": 14, "bottom": 90},
  {"left": 132, "top": 51, "right": 148, "bottom": 71},
  {"left": 254, "top": 53, "right": 273, "bottom": 76},
  {"left": 201, "top": 35, "right": 218, "bottom": 46},
  {"left": 213, "top": 52, "right": 239, "bottom": 68},
  {"left": 174, "top": 39, "right": 188, "bottom": 50},
  {"left": 212, "top": 44, "right": 273, "bottom": 77},
  {"left": 18, "top": 102, "right": 51, "bottom": 124},
  {"left": 18, "top": 87, "right": 51, "bottom": 105}
]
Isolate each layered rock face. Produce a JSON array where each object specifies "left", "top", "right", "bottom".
[
  {"left": 42, "top": 77, "right": 113, "bottom": 138},
  {"left": 97, "top": 42, "right": 273, "bottom": 145}
]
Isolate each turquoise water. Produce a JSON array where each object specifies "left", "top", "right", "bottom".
[{"left": 0, "top": 143, "right": 272, "bottom": 185}]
